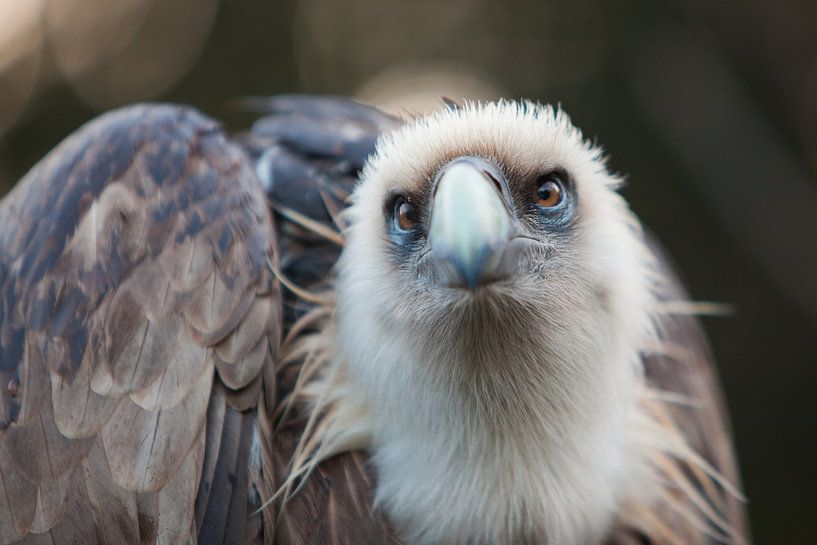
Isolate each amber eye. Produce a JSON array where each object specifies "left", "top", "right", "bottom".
[
  {"left": 394, "top": 197, "right": 418, "bottom": 231},
  {"left": 536, "top": 177, "right": 564, "bottom": 208}
]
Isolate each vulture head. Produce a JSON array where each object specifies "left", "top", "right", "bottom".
[{"left": 334, "top": 102, "right": 657, "bottom": 545}]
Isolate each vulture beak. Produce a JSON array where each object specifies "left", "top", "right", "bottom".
[{"left": 428, "top": 157, "right": 514, "bottom": 289}]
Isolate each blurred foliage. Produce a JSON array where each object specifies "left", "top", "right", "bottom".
[{"left": 0, "top": 0, "right": 815, "bottom": 543}]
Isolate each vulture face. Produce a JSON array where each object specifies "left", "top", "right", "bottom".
[
  {"left": 338, "top": 102, "right": 652, "bottom": 379},
  {"left": 335, "top": 101, "right": 657, "bottom": 544},
  {"left": 392, "top": 154, "right": 575, "bottom": 291}
]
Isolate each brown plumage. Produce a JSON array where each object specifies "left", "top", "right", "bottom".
[
  {"left": 0, "top": 105, "right": 278, "bottom": 545},
  {"left": 0, "top": 97, "right": 748, "bottom": 545}
]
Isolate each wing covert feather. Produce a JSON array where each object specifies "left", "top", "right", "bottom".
[{"left": 0, "top": 104, "right": 281, "bottom": 544}]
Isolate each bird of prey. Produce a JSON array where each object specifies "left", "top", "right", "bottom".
[{"left": 0, "top": 96, "right": 748, "bottom": 545}]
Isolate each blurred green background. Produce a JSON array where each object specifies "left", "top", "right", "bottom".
[{"left": 1, "top": 1, "right": 815, "bottom": 542}]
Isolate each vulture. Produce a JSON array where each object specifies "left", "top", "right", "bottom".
[{"left": 0, "top": 96, "right": 748, "bottom": 545}]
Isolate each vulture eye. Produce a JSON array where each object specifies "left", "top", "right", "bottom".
[
  {"left": 394, "top": 196, "right": 419, "bottom": 231},
  {"left": 535, "top": 175, "right": 564, "bottom": 209}
]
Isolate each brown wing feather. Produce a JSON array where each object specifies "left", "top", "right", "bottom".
[
  {"left": 256, "top": 361, "right": 399, "bottom": 545},
  {"left": 0, "top": 104, "right": 281, "bottom": 544}
]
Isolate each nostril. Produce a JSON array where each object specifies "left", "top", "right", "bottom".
[{"left": 483, "top": 169, "right": 504, "bottom": 196}]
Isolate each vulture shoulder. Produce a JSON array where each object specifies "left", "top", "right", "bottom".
[{"left": 0, "top": 104, "right": 281, "bottom": 545}]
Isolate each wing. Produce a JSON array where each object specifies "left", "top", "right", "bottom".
[
  {"left": 0, "top": 105, "right": 281, "bottom": 545},
  {"left": 609, "top": 240, "right": 749, "bottom": 545},
  {"left": 238, "top": 96, "right": 403, "bottom": 545}
]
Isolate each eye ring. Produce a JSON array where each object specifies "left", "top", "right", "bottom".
[
  {"left": 393, "top": 195, "right": 419, "bottom": 232},
  {"left": 535, "top": 174, "right": 565, "bottom": 209}
]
